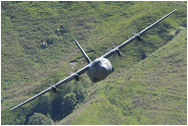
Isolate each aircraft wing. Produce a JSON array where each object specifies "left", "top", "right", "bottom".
[
  {"left": 10, "top": 64, "right": 90, "bottom": 111},
  {"left": 101, "top": 9, "right": 177, "bottom": 59}
]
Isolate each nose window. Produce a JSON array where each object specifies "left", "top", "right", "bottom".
[{"left": 93, "top": 61, "right": 100, "bottom": 67}]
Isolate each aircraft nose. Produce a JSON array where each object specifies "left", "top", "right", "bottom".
[
  {"left": 100, "top": 65, "right": 112, "bottom": 74},
  {"left": 99, "top": 66, "right": 106, "bottom": 72}
]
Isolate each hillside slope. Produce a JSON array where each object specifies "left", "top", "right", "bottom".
[
  {"left": 1, "top": 1, "right": 186, "bottom": 125},
  {"left": 60, "top": 28, "right": 187, "bottom": 125}
]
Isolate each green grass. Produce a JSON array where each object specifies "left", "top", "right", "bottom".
[
  {"left": 1, "top": 1, "right": 187, "bottom": 125},
  {"left": 62, "top": 27, "right": 187, "bottom": 125}
]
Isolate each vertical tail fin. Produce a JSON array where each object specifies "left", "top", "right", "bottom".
[{"left": 73, "top": 38, "right": 92, "bottom": 64}]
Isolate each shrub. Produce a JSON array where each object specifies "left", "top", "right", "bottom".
[{"left": 28, "top": 113, "right": 54, "bottom": 125}]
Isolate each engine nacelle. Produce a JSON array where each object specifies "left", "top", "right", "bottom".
[
  {"left": 52, "top": 86, "right": 57, "bottom": 93},
  {"left": 75, "top": 74, "right": 79, "bottom": 81},
  {"left": 136, "top": 34, "right": 141, "bottom": 41},
  {"left": 116, "top": 49, "right": 121, "bottom": 56}
]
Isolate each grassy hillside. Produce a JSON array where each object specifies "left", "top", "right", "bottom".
[
  {"left": 61, "top": 27, "right": 186, "bottom": 125},
  {"left": 1, "top": 1, "right": 186, "bottom": 125}
]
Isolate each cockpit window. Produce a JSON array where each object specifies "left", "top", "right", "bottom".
[{"left": 92, "top": 60, "right": 100, "bottom": 67}]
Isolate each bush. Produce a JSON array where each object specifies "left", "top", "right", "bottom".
[
  {"left": 28, "top": 113, "right": 54, "bottom": 125},
  {"left": 175, "top": 28, "right": 181, "bottom": 36}
]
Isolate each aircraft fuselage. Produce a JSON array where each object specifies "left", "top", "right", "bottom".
[{"left": 87, "top": 57, "right": 114, "bottom": 83}]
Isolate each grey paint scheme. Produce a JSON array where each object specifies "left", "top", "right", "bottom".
[
  {"left": 10, "top": 9, "right": 177, "bottom": 111},
  {"left": 87, "top": 57, "right": 114, "bottom": 83}
]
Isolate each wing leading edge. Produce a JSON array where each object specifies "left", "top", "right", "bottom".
[
  {"left": 101, "top": 9, "right": 177, "bottom": 59},
  {"left": 10, "top": 64, "right": 90, "bottom": 111}
]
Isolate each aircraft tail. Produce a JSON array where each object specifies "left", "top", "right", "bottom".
[{"left": 73, "top": 38, "right": 92, "bottom": 64}]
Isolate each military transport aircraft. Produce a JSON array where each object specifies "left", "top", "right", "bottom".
[{"left": 10, "top": 9, "right": 177, "bottom": 111}]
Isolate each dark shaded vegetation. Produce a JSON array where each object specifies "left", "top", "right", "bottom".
[
  {"left": 27, "top": 113, "right": 54, "bottom": 125},
  {"left": 1, "top": 1, "right": 186, "bottom": 125},
  {"left": 31, "top": 83, "right": 87, "bottom": 122}
]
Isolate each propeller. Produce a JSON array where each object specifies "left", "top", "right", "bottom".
[
  {"left": 131, "top": 29, "right": 142, "bottom": 41},
  {"left": 130, "top": 28, "right": 147, "bottom": 46},
  {"left": 47, "top": 79, "right": 57, "bottom": 94},
  {"left": 108, "top": 49, "right": 123, "bottom": 68}
]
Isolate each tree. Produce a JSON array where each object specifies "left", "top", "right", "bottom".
[
  {"left": 74, "top": 87, "right": 87, "bottom": 103},
  {"left": 61, "top": 92, "right": 77, "bottom": 115},
  {"left": 28, "top": 113, "right": 54, "bottom": 125}
]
